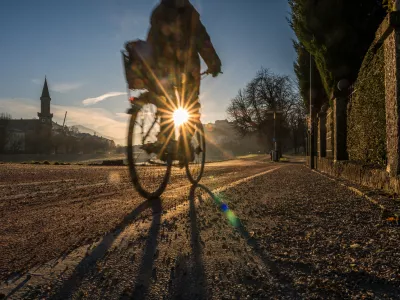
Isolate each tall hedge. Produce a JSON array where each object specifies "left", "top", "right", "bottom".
[
  {"left": 289, "top": 0, "right": 386, "bottom": 97},
  {"left": 347, "top": 45, "right": 386, "bottom": 166}
]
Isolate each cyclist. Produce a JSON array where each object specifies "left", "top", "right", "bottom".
[{"left": 145, "top": 0, "right": 222, "bottom": 166}]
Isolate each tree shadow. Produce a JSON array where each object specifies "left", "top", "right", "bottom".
[{"left": 51, "top": 197, "right": 161, "bottom": 300}]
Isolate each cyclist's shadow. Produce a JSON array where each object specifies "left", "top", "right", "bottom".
[
  {"left": 131, "top": 197, "right": 162, "bottom": 299},
  {"left": 53, "top": 197, "right": 162, "bottom": 300},
  {"left": 168, "top": 183, "right": 255, "bottom": 299},
  {"left": 166, "top": 184, "right": 208, "bottom": 299}
]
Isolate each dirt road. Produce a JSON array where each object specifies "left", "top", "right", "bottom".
[{"left": 1, "top": 156, "right": 399, "bottom": 299}]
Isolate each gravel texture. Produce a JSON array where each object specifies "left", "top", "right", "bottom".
[{"left": 1, "top": 158, "right": 399, "bottom": 299}]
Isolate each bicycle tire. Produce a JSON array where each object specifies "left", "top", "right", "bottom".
[
  {"left": 185, "top": 122, "right": 206, "bottom": 184},
  {"left": 127, "top": 107, "right": 172, "bottom": 199}
]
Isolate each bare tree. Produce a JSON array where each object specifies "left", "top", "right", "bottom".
[{"left": 227, "top": 68, "right": 299, "bottom": 151}]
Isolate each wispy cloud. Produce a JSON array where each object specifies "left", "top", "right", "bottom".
[
  {"left": 32, "top": 79, "right": 82, "bottom": 93},
  {"left": 82, "top": 92, "right": 127, "bottom": 106}
]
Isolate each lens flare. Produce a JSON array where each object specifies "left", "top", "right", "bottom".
[
  {"left": 108, "top": 171, "right": 121, "bottom": 184},
  {"left": 173, "top": 108, "right": 189, "bottom": 126},
  {"left": 213, "top": 193, "right": 241, "bottom": 228}
]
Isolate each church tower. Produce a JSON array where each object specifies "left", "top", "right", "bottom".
[{"left": 38, "top": 77, "right": 53, "bottom": 125}]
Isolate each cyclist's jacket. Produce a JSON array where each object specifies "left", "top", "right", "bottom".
[{"left": 146, "top": 1, "right": 221, "bottom": 92}]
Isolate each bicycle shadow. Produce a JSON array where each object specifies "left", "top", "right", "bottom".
[
  {"left": 167, "top": 184, "right": 208, "bottom": 300},
  {"left": 52, "top": 197, "right": 161, "bottom": 300},
  {"left": 130, "top": 198, "right": 162, "bottom": 299}
]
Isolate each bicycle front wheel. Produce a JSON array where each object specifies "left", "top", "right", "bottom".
[{"left": 127, "top": 103, "right": 172, "bottom": 199}]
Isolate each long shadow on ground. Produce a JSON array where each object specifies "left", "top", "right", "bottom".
[
  {"left": 130, "top": 198, "right": 162, "bottom": 299},
  {"left": 167, "top": 184, "right": 208, "bottom": 300},
  {"left": 51, "top": 198, "right": 161, "bottom": 300}
]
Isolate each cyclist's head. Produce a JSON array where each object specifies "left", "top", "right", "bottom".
[{"left": 162, "top": 0, "right": 190, "bottom": 8}]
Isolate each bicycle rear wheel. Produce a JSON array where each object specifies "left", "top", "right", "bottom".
[
  {"left": 184, "top": 121, "right": 206, "bottom": 184},
  {"left": 127, "top": 103, "right": 172, "bottom": 199}
]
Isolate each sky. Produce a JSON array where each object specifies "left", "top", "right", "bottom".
[{"left": 0, "top": 0, "right": 296, "bottom": 145}]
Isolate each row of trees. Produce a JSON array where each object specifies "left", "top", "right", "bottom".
[{"left": 227, "top": 68, "right": 306, "bottom": 154}]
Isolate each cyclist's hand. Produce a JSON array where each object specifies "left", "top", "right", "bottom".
[
  {"left": 208, "top": 65, "right": 222, "bottom": 77},
  {"left": 211, "top": 71, "right": 220, "bottom": 78}
]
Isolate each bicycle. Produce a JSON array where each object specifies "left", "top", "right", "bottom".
[{"left": 122, "top": 40, "right": 214, "bottom": 199}]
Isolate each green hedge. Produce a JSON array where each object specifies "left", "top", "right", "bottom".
[{"left": 347, "top": 45, "right": 386, "bottom": 166}]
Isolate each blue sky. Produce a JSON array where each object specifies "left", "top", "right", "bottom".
[{"left": 0, "top": 0, "right": 296, "bottom": 144}]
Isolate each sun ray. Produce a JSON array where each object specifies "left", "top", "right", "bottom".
[
  {"left": 181, "top": 124, "right": 192, "bottom": 161},
  {"left": 157, "top": 122, "right": 176, "bottom": 159},
  {"left": 135, "top": 51, "right": 178, "bottom": 112}
]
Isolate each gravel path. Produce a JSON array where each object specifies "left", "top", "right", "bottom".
[
  {"left": 1, "top": 160, "right": 400, "bottom": 299},
  {"left": 0, "top": 159, "right": 275, "bottom": 283}
]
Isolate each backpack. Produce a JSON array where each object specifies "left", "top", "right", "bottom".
[{"left": 123, "top": 40, "right": 154, "bottom": 90}]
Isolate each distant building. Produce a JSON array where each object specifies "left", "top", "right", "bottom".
[
  {"left": 0, "top": 77, "right": 116, "bottom": 155},
  {"left": 0, "top": 78, "right": 53, "bottom": 154}
]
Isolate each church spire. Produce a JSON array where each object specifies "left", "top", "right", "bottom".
[
  {"left": 38, "top": 76, "right": 53, "bottom": 124},
  {"left": 41, "top": 76, "right": 50, "bottom": 99}
]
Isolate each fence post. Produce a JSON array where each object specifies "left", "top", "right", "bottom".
[
  {"left": 333, "top": 92, "right": 348, "bottom": 161},
  {"left": 383, "top": 12, "right": 400, "bottom": 175},
  {"left": 317, "top": 104, "right": 327, "bottom": 158}
]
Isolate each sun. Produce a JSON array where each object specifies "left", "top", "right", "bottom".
[{"left": 173, "top": 108, "right": 189, "bottom": 126}]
